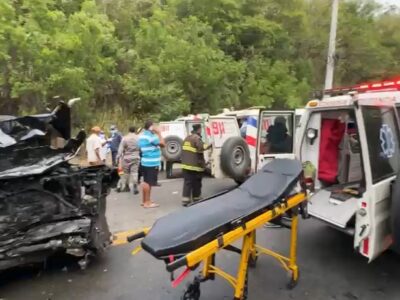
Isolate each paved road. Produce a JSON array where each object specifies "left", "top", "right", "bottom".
[{"left": 1, "top": 176, "right": 400, "bottom": 300}]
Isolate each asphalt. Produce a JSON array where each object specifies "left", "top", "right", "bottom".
[{"left": 1, "top": 172, "right": 400, "bottom": 300}]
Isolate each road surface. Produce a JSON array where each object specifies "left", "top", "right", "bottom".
[{"left": 1, "top": 175, "right": 400, "bottom": 300}]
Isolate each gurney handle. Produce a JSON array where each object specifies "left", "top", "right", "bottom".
[
  {"left": 127, "top": 231, "right": 147, "bottom": 243},
  {"left": 166, "top": 256, "right": 187, "bottom": 272}
]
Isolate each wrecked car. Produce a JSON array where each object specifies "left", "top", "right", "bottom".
[{"left": 0, "top": 102, "right": 118, "bottom": 271}]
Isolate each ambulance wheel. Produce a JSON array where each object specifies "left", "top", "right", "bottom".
[
  {"left": 220, "top": 137, "right": 250, "bottom": 182},
  {"left": 391, "top": 172, "right": 400, "bottom": 254},
  {"left": 162, "top": 136, "right": 183, "bottom": 162},
  {"left": 181, "top": 280, "right": 201, "bottom": 300},
  {"left": 287, "top": 270, "right": 299, "bottom": 290}
]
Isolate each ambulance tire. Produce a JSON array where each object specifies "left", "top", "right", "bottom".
[
  {"left": 391, "top": 174, "right": 400, "bottom": 254},
  {"left": 220, "top": 137, "right": 251, "bottom": 183},
  {"left": 162, "top": 136, "right": 183, "bottom": 162}
]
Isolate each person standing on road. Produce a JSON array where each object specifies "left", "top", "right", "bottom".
[
  {"left": 109, "top": 125, "right": 122, "bottom": 167},
  {"left": 86, "top": 126, "right": 104, "bottom": 166},
  {"left": 99, "top": 130, "right": 109, "bottom": 164},
  {"left": 181, "top": 124, "right": 211, "bottom": 206},
  {"left": 116, "top": 126, "right": 140, "bottom": 194},
  {"left": 138, "top": 120, "right": 164, "bottom": 208}
]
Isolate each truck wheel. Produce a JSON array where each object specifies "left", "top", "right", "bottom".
[
  {"left": 162, "top": 136, "right": 183, "bottom": 162},
  {"left": 220, "top": 137, "right": 251, "bottom": 182},
  {"left": 391, "top": 173, "right": 400, "bottom": 254}
]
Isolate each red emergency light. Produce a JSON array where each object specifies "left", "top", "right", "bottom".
[{"left": 323, "top": 76, "right": 400, "bottom": 97}]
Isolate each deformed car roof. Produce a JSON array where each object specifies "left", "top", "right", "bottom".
[{"left": 0, "top": 102, "right": 85, "bottom": 179}]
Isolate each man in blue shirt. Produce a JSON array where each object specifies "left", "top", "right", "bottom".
[{"left": 138, "top": 120, "right": 164, "bottom": 208}]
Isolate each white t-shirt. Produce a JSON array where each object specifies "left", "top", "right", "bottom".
[{"left": 87, "top": 134, "right": 103, "bottom": 163}]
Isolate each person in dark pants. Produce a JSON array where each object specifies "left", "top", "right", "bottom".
[
  {"left": 181, "top": 124, "right": 211, "bottom": 206},
  {"left": 109, "top": 125, "right": 122, "bottom": 167}
]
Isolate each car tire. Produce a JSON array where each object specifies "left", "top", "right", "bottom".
[
  {"left": 220, "top": 137, "right": 251, "bottom": 182},
  {"left": 391, "top": 174, "right": 400, "bottom": 254},
  {"left": 162, "top": 136, "right": 183, "bottom": 162}
]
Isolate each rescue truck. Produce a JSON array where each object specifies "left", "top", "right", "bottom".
[{"left": 253, "top": 77, "right": 400, "bottom": 261}]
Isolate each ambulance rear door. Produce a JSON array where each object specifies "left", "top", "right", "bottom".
[
  {"left": 256, "top": 110, "right": 296, "bottom": 171},
  {"left": 354, "top": 95, "right": 400, "bottom": 261},
  {"left": 208, "top": 116, "right": 241, "bottom": 179},
  {"left": 159, "top": 121, "right": 186, "bottom": 140}
]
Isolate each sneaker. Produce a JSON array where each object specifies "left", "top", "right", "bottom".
[
  {"left": 182, "top": 197, "right": 191, "bottom": 206},
  {"left": 116, "top": 187, "right": 121, "bottom": 193},
  {"left": 122, "top": 186, "right": 130, "bottom": 193},
  {"left": 193, "top": 197, "right": 203, "bottom": 202}
]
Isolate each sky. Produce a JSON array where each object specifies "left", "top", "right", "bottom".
[{"left": 377, "top": 0, "right": 400, "bottom": 6}]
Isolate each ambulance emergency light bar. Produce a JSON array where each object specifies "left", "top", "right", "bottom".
[{"left": 321, "top": 76, "right": 400, "bottom": 98}]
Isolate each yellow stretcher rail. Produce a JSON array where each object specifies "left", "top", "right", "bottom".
[{"left": 128, "top": 192, "right": 308, "bottom": 300}]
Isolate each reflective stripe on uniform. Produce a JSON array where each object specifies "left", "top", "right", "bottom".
[
  {"left": 181, "top": 164, "right": 204, "bottom": 172},
  {"left": 183, "top": 145, "right": 198, "bottom": 153}
]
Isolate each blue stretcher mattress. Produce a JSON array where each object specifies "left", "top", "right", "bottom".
[{"left": 141, "top": 159, "right": 303, "bottom": 258}]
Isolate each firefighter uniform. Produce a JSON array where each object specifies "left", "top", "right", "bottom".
[{"left": 181, "top": 129, "right": 207, "bottom": 205}]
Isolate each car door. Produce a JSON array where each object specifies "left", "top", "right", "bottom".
[
  {"left": 354, "top": 97, "right": 400, "bottom": 261},
  {"left": 256, "top": 110, "right": 296, "bottom": 171}
]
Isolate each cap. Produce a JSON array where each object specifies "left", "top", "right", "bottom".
[{"left": 110, "top": 125, "right": 117, "bottom": 130}]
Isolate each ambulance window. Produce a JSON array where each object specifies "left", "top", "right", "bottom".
[
  {"left": 362, "top": 106, "right": 400, "bottom": 183},
  {"left": 259, "top": 114, "right": 293, "bottom": 154}
]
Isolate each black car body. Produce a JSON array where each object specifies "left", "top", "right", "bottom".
[{"left": 0, "top": 103, "right": 118, "bottom": 270}]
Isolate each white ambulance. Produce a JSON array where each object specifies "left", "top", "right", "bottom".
[
  {"left": 254, "top": 77, "right": 400, "bottom": 261},
  {"left": 209, "top": 107, "right": 304, "bottom": 179},
  {"left": 159, "top": 108, "right": 304, "bottom": 182},
  {"left": 159, "top": 114, "right": 209, "bottom": 178}
]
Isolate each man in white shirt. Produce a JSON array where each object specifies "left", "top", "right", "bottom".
[{"left": 86, "top": 126, "right": 104, "bottom": 165}]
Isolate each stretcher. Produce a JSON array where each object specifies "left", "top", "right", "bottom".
[{"left": 127, "top": 159, "right": 308, "bottom": 300}]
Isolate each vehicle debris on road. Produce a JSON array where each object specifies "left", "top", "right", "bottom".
[{"left": 0, "top": 101, "right": 118, "bottom": 271}]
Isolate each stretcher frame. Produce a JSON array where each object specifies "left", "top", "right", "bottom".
[{"left": 128, "top": 192, "right": 308, "bottom": 300}]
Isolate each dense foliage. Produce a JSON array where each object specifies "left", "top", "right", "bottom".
[{"left": 1, "top": 0, "right": 399, "bottom": 128}]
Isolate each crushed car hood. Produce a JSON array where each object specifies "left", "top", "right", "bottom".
[{"left": 0, "top": 102, "right": 85, "bottom": 180}]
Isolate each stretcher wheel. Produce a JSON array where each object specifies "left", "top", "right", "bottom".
[
  {"left": 181, "top": 280, "right": 201, "bottom": 300},
  {"left": 287, "top": 270, "right": 299, "bottom": 290}
]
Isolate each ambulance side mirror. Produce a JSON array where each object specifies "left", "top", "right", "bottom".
[{"left": 306, "top": 128, "right": 318, "bottom": 145}]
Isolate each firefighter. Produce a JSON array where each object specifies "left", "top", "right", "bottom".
[{"left": 181, "top": 124, "right": 211, "bottom": 206}]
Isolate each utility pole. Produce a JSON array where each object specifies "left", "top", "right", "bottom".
[{"left": 324, "top": 0, "right": 339, "bottom": 91}]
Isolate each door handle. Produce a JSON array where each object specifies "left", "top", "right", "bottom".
[{"left": 359, "top": 224, "right": 368, "bottom": 236}]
